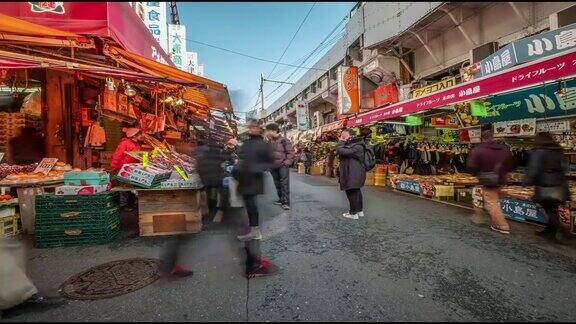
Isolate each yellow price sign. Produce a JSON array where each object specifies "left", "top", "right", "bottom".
[
  {"left": 142, "top": 152, "right": 149, "bottom": 168},
  {"left": 151, "top": 147, "right": 160, "bottom": 158},
  {"left": 173, "top": 165, "right": 188, "bottom": 180}
]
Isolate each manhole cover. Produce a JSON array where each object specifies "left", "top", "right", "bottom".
[{"left": 59, "top": 258, "right": 161, "bottom": 300}]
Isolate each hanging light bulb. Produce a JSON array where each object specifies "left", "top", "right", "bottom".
[
  {"left": 164, "top": 96, "right": 174, "bottom": 103},
  {"left": 175, "top": 98, "right": 184, "bottom": 106},
  {"left": 105, "top": 77, "right": 115, "bottom": 91},
  {"left": 124, "top": 83, "right": 137, "bottom": 97}
]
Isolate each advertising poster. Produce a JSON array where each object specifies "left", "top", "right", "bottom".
[{"left": 337, "top": 66, "right": 360, "bottom": 115}]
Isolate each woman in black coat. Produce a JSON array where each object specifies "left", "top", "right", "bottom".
[
  {"left": 336, "top": 129, "right": 366, "bottom": 220},
  {"left": 232, "top": 119, "right": 274, "bottom": 241},
  {"left": 524, "top": 132, "right": 570, "bottom": 242}
]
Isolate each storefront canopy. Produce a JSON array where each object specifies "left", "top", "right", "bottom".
[
  {"left": 346, "top": 49, "right": 576, "bottom": 127},
  {"left": 0, "top": 12, "right": 79, "bottom": 38},
  {"left": 0, "top": 2, "right": 172, "bottom": 64}
]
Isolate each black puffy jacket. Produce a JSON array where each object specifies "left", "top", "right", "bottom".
[{"left": 524, "top": 147, "right": 570, "bottom": 202}]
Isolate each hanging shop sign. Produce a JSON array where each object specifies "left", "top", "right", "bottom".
[
  {"left": 536, "top": 119, "right": 571, "bottom": 133},
  {"left": 337, "top": 66, "right": 360, "bottom": 115},
  {"left": 493, "top": 118, "right": 536, "bottom": 137},
  {"left": 412, "top": 77, "right": 456, "bottom": 98},
  {"left": 477, "top": 23, "right": 576, "bottom": 78},
  {"left": 431, "top": 115, "right": 459, "bottom": 127},
  {"left": 479, "top": 44, "right": 518, "bottom": 77},
  {"left": 458, "top": 126, "right": 482, "bottom": 143},
  {"left": 117, "top": 93, "right": 129, "bottom": 116},
  {"left": 295, "top": 100, "right": 309, "bottom": 131},
  {"left": 374, "top": 83, "right": 399, "bottom": 107},
  {"left": 480, "top": 79, "right": 576, "bottom": 123},
  {"left": 346, "top": 50, "right": 576, "bottom": 127},
  {"left": 168, "top": 24, "right": 187, "bottom": 71},
  {"left": 102, "top": 89, "right": 117, "bottom": 113}
]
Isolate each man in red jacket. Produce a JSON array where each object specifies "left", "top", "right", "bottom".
[{"left": 264, "top": 123, "right": 295, "bottom": 210}]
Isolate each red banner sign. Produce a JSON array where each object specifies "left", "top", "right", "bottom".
[
  {"left": 0, "top": 2, "right": 173, "bottom": 65},
  {"left": 346, "top": 50, "right": 576, "bottom": 127}
]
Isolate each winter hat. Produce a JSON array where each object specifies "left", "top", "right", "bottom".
[{"left": 122, "top": 127, "right": 140, "bottom": 138}]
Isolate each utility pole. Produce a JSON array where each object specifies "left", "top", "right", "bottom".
[{"left": 260, "top": 73, "right": 265, "bottom": 113}]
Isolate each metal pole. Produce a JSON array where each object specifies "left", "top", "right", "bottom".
[{"left": 260, "top": 73, "right": 265, "bottom": 117}]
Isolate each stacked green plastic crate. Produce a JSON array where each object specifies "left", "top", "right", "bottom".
[{"left": 35, "top": 191, "right": 120, "bottom": 248}]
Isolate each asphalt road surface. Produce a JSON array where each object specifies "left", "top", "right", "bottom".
[{"left": 5, "top": 171, "right": 576, "bottom": 322}]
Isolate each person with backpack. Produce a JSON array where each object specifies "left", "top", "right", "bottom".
[
  {"left": 337, "top": 128, "right": 371, "bottom": 220},
  {"left": 265, "top": 123, "right": 295, "bottom": 210},
  {"left": 524, "top": 132, "right": 570, "bottom": 242},
  {"left": 467, "top": 124, "right": 513, "bottom": 234}
]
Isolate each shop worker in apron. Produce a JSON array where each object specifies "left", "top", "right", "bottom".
[
  {"left": 264, "top": 123, "right": 295, "bottom": 211},
  {"left": 467, "top": 124, "right": 513, "bottom": 235}
]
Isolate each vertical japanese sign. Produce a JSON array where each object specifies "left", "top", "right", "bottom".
[
  {"left": 295, "top": 100, "right": 309, "bottom": 131},
  {"left": 168, "top": 24, "right": 187, "bottom": 71},
  {"left": 185, "top": 51, "right": 199, "bottom": 74},
  {"left": 142, "top": 2, "right": 169, "bottom": 55},
  {"left": 337, "top": 66, "right": 360, "bottom": 115}
]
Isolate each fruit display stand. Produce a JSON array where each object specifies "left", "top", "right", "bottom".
[
  {"left": 0, "top": 197, "right": 21, "bottom": 238},
  {"left": 0, "top": 180, "right": 64, "bottom": 234}
]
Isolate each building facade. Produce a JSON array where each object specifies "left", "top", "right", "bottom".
[{"left": 258, "top": 2, "right": 576, "bottom": 130}]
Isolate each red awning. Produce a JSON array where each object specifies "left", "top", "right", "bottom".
[
  {"left": 321, "top": 120, "right": 345, "bottom": 133},
  {"left": 0, "top": 2, "right": 173, "bottom": 65},
  {"left": 0, "top": 57, "right": 43, "bottom": 69},
  {"left": 346, "top": 49, "right": 576, "bottom": 127}
]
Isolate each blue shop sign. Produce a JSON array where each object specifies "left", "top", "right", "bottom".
[
  {"left": 396, "top": 180, "right": 421, "bottom": 195},
  {"left": 500, "top": 198, "right": 548, "bottom": 224},
  {"left": 476, "top": 23, "right": 576, "bottom": 77},
  {"left": 479, "top": 79, "right": 576, "bottom": 123}
]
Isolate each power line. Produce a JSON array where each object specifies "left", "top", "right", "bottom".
[
  {"left": 266, "top": 2, "right": 317, "bottom": 79},
  {"left": 186, "top": 38, "right": 327, "bottom": 72},
  {"left": 263, "top": 18, "right": 347, "bottom": 102}
]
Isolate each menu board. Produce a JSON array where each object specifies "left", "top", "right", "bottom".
[{"left": 493, "top": 118, "right": 536, "bottom": 137}]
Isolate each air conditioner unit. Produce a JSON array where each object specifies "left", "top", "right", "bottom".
[
  {"left": 361, "top": 55, "right": 400, "bottom": 85},
  {"left": 550, "top": 4, "right": 576, "bottom": 30},
  {"left": 470, "top": 42, "right": 499, "bottom": 64}
]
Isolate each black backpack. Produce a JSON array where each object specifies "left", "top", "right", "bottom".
[{"left": 363, "top": 143, "right": 376, "bottom": 172}]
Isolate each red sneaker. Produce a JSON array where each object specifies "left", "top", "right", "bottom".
[{"left": 172, "top": 265, "right": 193, "bottom": 277}]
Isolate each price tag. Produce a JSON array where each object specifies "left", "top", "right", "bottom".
[
  {"left": 173, "top": 165, "right": 188, "bottom": 181},
  {"left": 151, "top": 147, "right": 160, "bottom": 159},
  {"left": 142, "top": 152, "right": 149, "bottom": 169},
  {"left": 0, "top": 152, "right": 4, "bottom": 163},
  {"left": 33, "top": 158, "right": 59, "bottom": 175}
]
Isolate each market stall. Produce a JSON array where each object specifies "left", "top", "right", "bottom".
[{"left": 0, "top": 13, "right": 236, "bottom": 247}]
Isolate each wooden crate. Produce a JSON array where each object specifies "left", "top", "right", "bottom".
[
  {"left": 139, "top": 211, "right": 201, "bottom": 236},
  {"left": 138, "top": 189, "right": 199, "bottom": 213},
  {"left": 137, "top": 189, "right": 202, "bottom": 236}
]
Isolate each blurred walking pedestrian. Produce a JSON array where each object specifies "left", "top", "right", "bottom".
[
  {"left": 524, "top": 132, "right": 570, "bottom": 242},
  {"left": 232, "top": 119, "right": 274, "bottom": 241},
  {"left": 265, "top": 123, "right": 295, "bottom": 210},
  {"left": 337, "top": 129, "right": 367, "bottom": 220},
  {"left": 1, "top": 237, "right": 65, "bottom": 318},
  {"left": 301, "top": 147, "right": 313, "bottom": 175},
  {"left": 467, "top": 124, "right": 513, "bottom": 234},
  {"left": 196, "top": 135, "right": 228, "bottom": 224}
]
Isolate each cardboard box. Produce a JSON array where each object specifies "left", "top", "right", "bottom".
[
  {"left": 55, "top": 184, "right": 111, "bottom": 195},
  {"left": 64, "top": 171, "right": 110, "bottom": 186},
  {"left": 117, "top": 163, "right": 171, "bottom": 187}
]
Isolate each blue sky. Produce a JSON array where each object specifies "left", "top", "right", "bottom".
[{"left": 178, "top": 2, "right": 355, "bottom": 115}]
